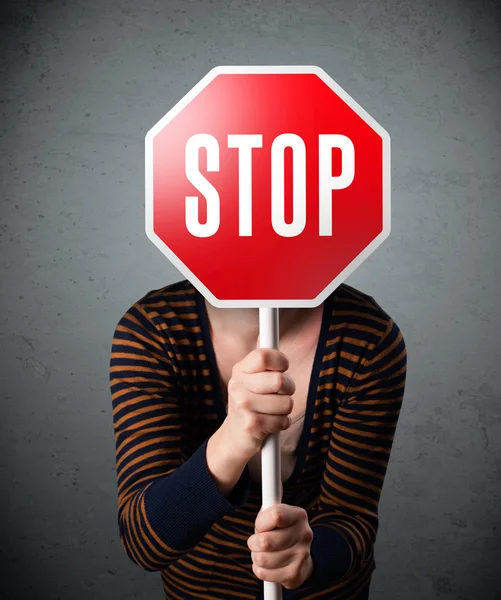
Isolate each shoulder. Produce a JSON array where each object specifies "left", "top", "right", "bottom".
[
  {"left": 136, "top": 278, "right": 193, "bottom": 312},
  {"left": 331, "top": 282, "right": 406, "bottom": 357},
  {"left": 330, "top": 285, "right": 407, "bottom": 399},
  {"left": 117, "top": 279, "right": 194, "bottom": 324},
  {"left": 113, "top": 279, "right": 197, "bottom": 346}
]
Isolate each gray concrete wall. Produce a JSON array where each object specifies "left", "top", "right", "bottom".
[{"left": 1, "top": 0, "right": 500, "bottom": 598}]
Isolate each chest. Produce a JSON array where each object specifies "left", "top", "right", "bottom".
[{"left": 210, "top": 308, "right": 324, "bottom": 419}]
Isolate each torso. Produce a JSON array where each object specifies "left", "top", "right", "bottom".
[{"left": 206, "top": 303, "right": 325, "bottom": 419}]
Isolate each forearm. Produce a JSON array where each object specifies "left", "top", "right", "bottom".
[
  {"left": 206, "top": 420, "right": 252, "bottom": 498},
  {"left": 120, "top": 433, "right": 251, "bottom": 571}
]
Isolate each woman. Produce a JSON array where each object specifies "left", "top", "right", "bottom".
[{"left": 109, "top": 279, "right": 407, "bottom": 599}]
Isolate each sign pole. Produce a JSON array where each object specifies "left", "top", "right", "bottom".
[{"left": 259, "top": 307, "right": 283, "bottom": 600}]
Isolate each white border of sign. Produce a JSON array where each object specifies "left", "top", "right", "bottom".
[{"left": 145, "top": 65, "right": 391, "bottom": 308}]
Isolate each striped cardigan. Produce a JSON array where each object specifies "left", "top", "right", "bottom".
[{"left": 109, "top": 279, "right": 407, "bottom": 599}]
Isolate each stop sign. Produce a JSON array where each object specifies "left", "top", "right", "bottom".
[{"left": 145, "top": 66, "right": 390, "bottom": 307}]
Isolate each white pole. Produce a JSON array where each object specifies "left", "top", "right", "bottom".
[{"left": 259, "top": 307, "right": 283, "bottom": 600}]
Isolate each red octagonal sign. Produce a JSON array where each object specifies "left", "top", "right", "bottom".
[{"left": 145, "top": 66, "right": 390, "bottom": 307}]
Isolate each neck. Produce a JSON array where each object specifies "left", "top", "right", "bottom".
[{"left": 204, "top": 300, "right": 316, "bottom": 345}]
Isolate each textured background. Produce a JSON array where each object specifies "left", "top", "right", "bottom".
[{"left": 1, "top": 0, "right": 500, "bottom": 599}]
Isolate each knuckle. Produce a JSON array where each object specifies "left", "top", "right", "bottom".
[
  {"left": 235, "top": 393, "right": 250, "bottom": 411},
  {"left": 298, "top": 507, "right": 308, "bottom": 521},
  {"left": 279, "top": 351, "right": 290, "bottom": 370},
  {"left": 286, "top": 374, "right": 296, "bottom": 395},
  {"left": 227, "top": 378, "right": 240, "bottom": 394},
  {"left": 284, "top": 568, "right": 301, "bottom": 590},
  {"left": 255, "top": 349, "right": 269, "bottom": 371},
  {"left": 259, "top": 534, "right": 270, "bottom": 551},
  {"left": 303, "top": 527, "right": 314, "bottom": 544},
  {"left": 231, "top": 361, "right": 241, "bottom": 378},
  {"left": 257, "top": 552, "right": 270, "bottom": 568},
  {"left": 274, "top": 371, "right": 284, "bottom": 392},
  {"left": 244, "top": 413, "right": 259, "bottom": 433},
  {"left": 299, "top": 546, "right": 311, "bottom": 563}
]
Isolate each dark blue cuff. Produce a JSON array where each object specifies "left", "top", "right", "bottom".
[
  {"left": 282, "top": 524, "right": 352, "bottom": 598},
  {"left": 143, "top": 437, "right": 251, "bottom": 549},
  {"left": 308, "top": 524, "right": 352, "bottom": 581}
]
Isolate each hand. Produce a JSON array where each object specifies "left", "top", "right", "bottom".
[
  {"left": 221, "top": 348, "right": 296, "bottom": 461},
  {"left": 247, "top": 503, "right": 314, "bottom": 590}
]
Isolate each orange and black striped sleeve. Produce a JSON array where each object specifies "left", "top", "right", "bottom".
[
  {"left": 300, "top": 317, "right": 407, "bottom": 593},
  {"left": 109, "top": 301, "right": 250, "bottom": 572}
]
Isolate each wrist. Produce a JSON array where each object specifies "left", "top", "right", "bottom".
[
  {"left": 206, "top": 424, "right": 250, "bottom": 497},
  {"left": 218, "top": 419, "right": 255, "bottom": 464}
]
